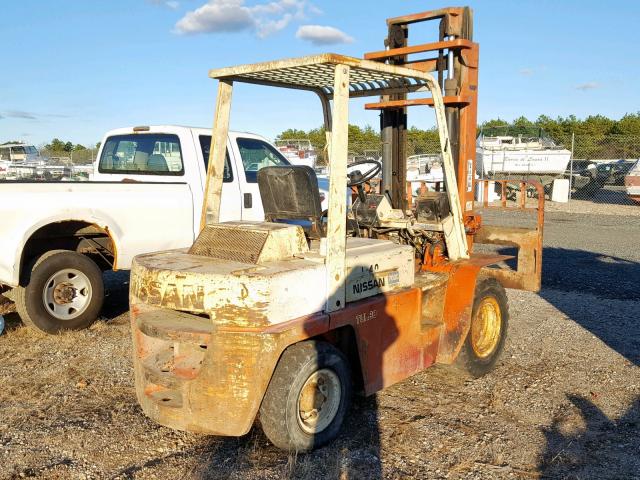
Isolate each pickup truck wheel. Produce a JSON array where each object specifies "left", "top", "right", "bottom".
[
  {"left": 455, "top": 277, "right": 509, "bottom": 378},
  {"left": 259, "top": 340, "right": 352, "bottom": 452},
  {"left": 14, "top": 250, "right": 104, "bottom": 334}
]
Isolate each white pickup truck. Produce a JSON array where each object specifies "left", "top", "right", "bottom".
[{"left": 0, "top": 125, "right": 330, "bottom": 333}]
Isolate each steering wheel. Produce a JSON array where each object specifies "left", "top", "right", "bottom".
[{"left": 347, "top": 159, "right": 382, "bottom": 187}]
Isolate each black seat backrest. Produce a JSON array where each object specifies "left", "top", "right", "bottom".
[{"left": 257, "top": 165, "right": 324, "bottom": 238}]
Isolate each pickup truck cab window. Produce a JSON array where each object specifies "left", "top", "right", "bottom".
[
  {"left": 98, "top": 134, "right": 184, "bottom": 175},
  {"left": 198, "top": 135, "right": 233, "bottom": 182},
  {"left": 237, "top": 137, "right": 290, "bottom": 183}
]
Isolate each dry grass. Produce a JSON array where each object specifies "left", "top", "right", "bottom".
[{"left": 1, "top": 234, "right": 639, "bottom": 479}]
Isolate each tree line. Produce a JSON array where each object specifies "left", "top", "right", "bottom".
[
  {"left": 277, "top": 113, "right": 640, "bottom": 160},
  {"left": 41, "top": 138, "right": 98, "bottom": 154}
]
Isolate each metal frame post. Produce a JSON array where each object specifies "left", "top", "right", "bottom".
[
  {"left": 315, "top": 90, "right": 333, "bottom": 166},
  {"left": 569, "top": 132, "right": 575, "bottom": 201},
  {"left": 201, "top": 80, "right": 233, "bottom": 229},
  {"left": 429, "top": 77, "right": 469, "bottom": 260},
  {"left": 381, "top": 114, "right": 393, "bottom": 198},
  {"left": 325, "top": 64, "right": 350, "bottom": 312},
  {"left": 386, "top": 24, "right": 408, "bottom": 210}
]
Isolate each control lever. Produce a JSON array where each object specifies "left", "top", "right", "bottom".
[{"left": 348, "top": 170, "right": 367, "bottom": 202}]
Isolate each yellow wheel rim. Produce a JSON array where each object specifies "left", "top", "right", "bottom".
[{"left": 471, "top": 296, "right": 502, "bottom": 359}]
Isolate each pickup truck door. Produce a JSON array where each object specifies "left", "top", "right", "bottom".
[
  {"left": 196, "top": 134, "right": 242, "bottom": 224},
  {"left": 231, "top": 135, "right": 293, "bottom": 221}
]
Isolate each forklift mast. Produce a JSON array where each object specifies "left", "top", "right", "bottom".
[{"left": 365, "top": 7, "right": 478, "bottom": 216}]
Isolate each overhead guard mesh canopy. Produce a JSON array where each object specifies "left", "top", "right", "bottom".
[{"left": 208, "top": 53, "right": 434, "bottom": 97}]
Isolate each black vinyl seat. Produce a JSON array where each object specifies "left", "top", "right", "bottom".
[{"left": 257, "top": 165, "right": 324, "bottom": 238}]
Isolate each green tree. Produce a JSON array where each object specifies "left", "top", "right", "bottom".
[
  {"left": 407, "top": 126, "right": 440, "bottom": 155},
  {"left": 274, "top": 112, "right": 640, "bottom": 162},
  {"left": 276, "top": 129, "right": 309, "bottom": 140},
  {"left": 611, "top": 113, "right": 640, "bottom": 135},
  {"left": 307, "top": 126, "right": 327, "bottom": 151},
  {"left": 47, "top": 138, "right": 66, "bottom": 151}
]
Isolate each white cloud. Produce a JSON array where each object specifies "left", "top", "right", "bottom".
[
  {"left": 175, "top": 0, "right": 254, "bottom": 34},
  {"left": 295, "top": 25, "right": 354, "bottom": 45},
  {"left": 576, "top": 82, "right": 601, "bottom": 91},
  {"left": 174, "top": 0, "right": 313, "bottom": 36},
  {"left": 519, "top": 68, "right": 534, "bottom": 76},
  {"left": 4, "top": 110, "right": 37, "bottom": 120}
]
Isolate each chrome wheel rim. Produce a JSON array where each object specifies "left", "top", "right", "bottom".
[
  {"left": 42, "top": 269, "right": 92, "bottom": 320},
  {"left": 297, "top": 368, "right": 341, "bottom": 434}
]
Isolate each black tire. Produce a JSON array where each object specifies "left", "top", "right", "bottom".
[
  {"left": 259, "top": 340, "right": 352, "bottom": 452},
  {"left": 14, "top": 250, "right": 104, "bottom": 334},
  {"left": 455, "top": 277, "right": 509, "bottom": 378}
]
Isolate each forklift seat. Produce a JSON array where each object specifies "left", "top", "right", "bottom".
[{"left": 257, "top": 165, "right": 324, "bottom": 238}]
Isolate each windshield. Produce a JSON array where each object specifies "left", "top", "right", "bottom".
[
  {"left": 237, "top": 137, "right": 290, "bottom": 183},
  {"left": 11, "top": 146, "right": 26, "bottom": 155}
]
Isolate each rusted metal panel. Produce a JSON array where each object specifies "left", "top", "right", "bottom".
[
  {"left": 130, "top": 248, "right": 328, "bottom": 325},
  {"left": 131, "top": 255, "right": 500, "bottom": 435},
  {"left": 329, "top": 288, "right": 440, "bottom": 395},
  {"left": 364, "top": 39, "right": 475, "bottom": 62},
  {"left": 475, "top": 226, "right": 541, "bottom": 291},
  {"left": 424, "top": 253, "right": 508, "bottom": 364},
  {"left": 131, "top": 299, "right": 331, "bottom": 436},
  {"left": 386, "top": 7, "right": 466, "bottom": 28},
  {"left": 365, "top": 96, "right": 472, "bottom": 110}
]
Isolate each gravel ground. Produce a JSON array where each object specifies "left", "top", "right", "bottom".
[{"left": 0, "top": 209, "right": 638, "bottom": 480}]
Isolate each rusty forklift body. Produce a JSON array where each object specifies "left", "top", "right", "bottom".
[{"left": 130, "top": 7, "right": 544, "bottom": 448}]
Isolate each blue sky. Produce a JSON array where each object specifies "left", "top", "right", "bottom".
[{"left": 1, "top": 0, "right": 638, "bottom": 146}]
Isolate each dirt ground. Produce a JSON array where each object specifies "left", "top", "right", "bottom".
[{"left": 1, "top": 210, "right": 639, "bottom": 479}]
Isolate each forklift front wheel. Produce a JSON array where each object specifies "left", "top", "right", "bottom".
[
  {"left": 456, "top": 277, "right": 509, "bottom": 378},
  {"left": 259, "top": 340, "right": 352, "bottom": 452}
]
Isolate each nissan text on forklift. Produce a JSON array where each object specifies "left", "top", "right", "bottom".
[{"left": 129, "top": 7, "right": 545, "bottom": 451}]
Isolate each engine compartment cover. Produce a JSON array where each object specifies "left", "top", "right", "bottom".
[{"left": 189, "top": 221, "right": 308, "bottom": 264}]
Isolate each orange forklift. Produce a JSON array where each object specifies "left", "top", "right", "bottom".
[{"left": 129, "top": 7, "right": 544, "bottom": 451}]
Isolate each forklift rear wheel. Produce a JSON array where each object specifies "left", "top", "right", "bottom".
[
  {"left": 259, "top": 340, "right": 352, "bottom": 452},
  {"left": 14, "top": 250, "right": 104, "bottom": 334},
  {"left": 456, "top": 277, "right": 509, "bottom": 378}
]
